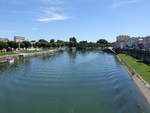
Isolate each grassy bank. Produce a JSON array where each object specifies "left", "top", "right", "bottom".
[
  {"left": 0, "top": 52, "right": 18, "bottom": 56},
  {"left": 0, "top": 49, "right": 53, "bottom": 56},
  {"left": 118, "top": 54, "right": 150, "bottom": 84},
  {"left": 19, "top": 49, "right": 52, "bottom": 54}
]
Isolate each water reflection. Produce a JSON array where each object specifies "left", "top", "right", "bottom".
[{"left": 0, "top": 51, "right": 150, "bottom": 113}]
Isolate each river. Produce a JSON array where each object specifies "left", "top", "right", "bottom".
[{"left": 0, "top": 51, "right": 150, "bottom": 113}]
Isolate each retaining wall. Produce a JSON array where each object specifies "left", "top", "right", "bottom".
[{"left": 115, "top": 49, "right": 150, "bottom": 63}]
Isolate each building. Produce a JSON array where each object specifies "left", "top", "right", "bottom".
[
  {"left": 0, "top": 38, "right": 9, "bottom": 42},
  {"left": 137, "top": 38, "right": 144, "bottom": 49},
  {"left": 116, "top": 35, "right": 130, "bottom": 42},
  {"left": 116, "top": 35, "right": 130, "bottom": 49},
  {"left": 14, "top": 36, "right": 25, "bottom": 42},
  {"left": 127, "top": 37, "right": 140, "bottom": 49},
  {"left": 116, "top": 35, "right": 150, "bottom": 50},
  {"left": 143, "top": 36, "right": 150, "bottom": 50}
]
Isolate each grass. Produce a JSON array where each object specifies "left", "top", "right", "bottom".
[
  {"left": 118, "top": 54, "right": 150, "bottom": 84},
  {"left": 20, "top": 50, "right": 48, "bottom": 53},
  {"left": 0, "top": 51, "right": 18, "bottom": 56},
  {"left": 0, "top": 49, "right": 53, "bottom": 56}
]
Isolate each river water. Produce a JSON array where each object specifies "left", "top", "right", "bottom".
[{"left": 0, "top": 51, "right": 150, "bottom": 113}]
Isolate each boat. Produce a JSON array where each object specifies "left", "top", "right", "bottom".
[
  {"left": 0, "top": 57, "right": 14, "bottom": 64},
  {"left": 6, "top": 57, "right": 15, "bottom": 64},
  {"left": 0, "top": 58, "right": 7, "bottom": 63}
]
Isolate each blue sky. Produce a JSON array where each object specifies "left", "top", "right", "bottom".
[{"left": 0, "top": 0, "right": 150, "bottom": 42}]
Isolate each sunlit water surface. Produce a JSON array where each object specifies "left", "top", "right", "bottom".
[{"left": 0, "top": 51, "right": 150, "bottom": 113}]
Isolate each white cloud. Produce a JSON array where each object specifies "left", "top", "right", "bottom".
[
  {"left": 37, "top": 14, "right": 70, "bottom": 22},
  {"left": 36, "top": 9, "right": 71, "bottom": 22},
  {"left": 0, "top": 0, "right": 71, "bottom": 22},
  {"left": 112, "top": 0, "right": 142, "bottom": 8},
  {"left": 37, "top": 0, "right": 71, "bottom": 22}
]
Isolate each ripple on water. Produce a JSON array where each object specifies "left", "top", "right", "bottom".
[{"left": 0, "top": 51, "right": 150, "bottom": 113}]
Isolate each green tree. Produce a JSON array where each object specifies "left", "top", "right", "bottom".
[
  {"left": 20, "top": 42, "right": 25, "bottom": 48},
  {"left": 35, "top": 41, "right": 50, "bottom": 48},
  {"left": 39, "top": 39, "right": 48, "bottom": 42},
  {"left": 97, "top": 39, "right": 108, "bottom": 47},
  {"left": 0, "top": 42, "right": 8, "bottom": 50},
  {"left": 7, "top": 41, "right": 18, "bottom": 49},
  {"left": 77, "top": 41, "right": 88, "bottom": 49},
  {"left": 50, "top": 39, "right": 55, "bottom": 43},
  {"left": 69, "top": 37, "right": 77, "bottom": 43},
  {"left": 30, "top": 40, "right": 36, "bottom": 48},
  {"left": 21, "top": 41, "right": 31, "bottom": 49},
  {"left": 56, "top": 40, "right": 65, "bottom": 47},
  {"left": 97, "top": 39, "right": 108, "bottom": 44},
  {"left": 69, "top": 37, "right": 77, "bottom": 47}
]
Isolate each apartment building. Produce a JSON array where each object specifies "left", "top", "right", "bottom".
[
  {"left": 116, "top": 35, "right": 150, "bottom": 50},
  {"left": 143, "top": 36, "right": 150, "bottom": 50},
  {"left": 116, "top": 35, "right": 130, "bottom": 49}
]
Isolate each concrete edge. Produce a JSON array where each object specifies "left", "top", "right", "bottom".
[
  {"left": 0, "top": 48, "right": 65, "bottom": 59},
  {"left": 116, "top": 55, "right": 150, "bottom": 105}
]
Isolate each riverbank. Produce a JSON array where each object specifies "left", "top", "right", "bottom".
[
  {"left": 0, "top": 49, "right": 57, "bottom": 57},
  {"left": 0, "top": 48, "right": 65, "bottom": 59},
  {"left": 117, "top": 54, "right": 150, "bottom": 105}
]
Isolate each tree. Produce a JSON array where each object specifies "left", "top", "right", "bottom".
[
  {"left": 35, "top": 41, "right": 50, "bottom": 48},
  {"left": 77, "top": 41, "right": 88, "bottom": 49},
  {"left": 21, "top": 41, "right": 31, "bottom": 49},
  {"left": 97, "top": 39, "right": 108, "bottom": 47},
  {"left": 39, "top": 39, "right": 48, "bottom": 42},
  {"left": 0, "top": 42, "right": 7, "bottom": 50},
  {"left": 7, "top": 41, "right": 18, "bottom": 49},
  {"left": 56, "top": 40, "right": 65, "bottom": 47},
  {"left": 20, "top": 42, "right": 25, "bottom": 48},
  {"left": 37, "top": 39, "right": 50, "bottom": 48},
  {"left": 69, "top": 37, "right": 77, "bottom": 47},
  {"left": 50, "top": 39, "right": 55, "bottom": 43},
  {"left": 108, "top": 42, "right": 116, "bottom": 47},
  {"left": 69, "top": 37, "right": 77, "bottom": 43},
  {"left": 30, "top": 40, "right": 36, "bottom": 48},
  {"left": 97, "top": 39, "right": 108, "bottom": 44}
]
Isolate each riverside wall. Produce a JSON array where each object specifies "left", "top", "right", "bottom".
[
  {"left": 116, "top": 55, "right": 150, "bottom": 105},
  {"left": 115, "top": 49, "right": 150, "bottom": 63},
  {"left": 0, "top": 48, "right": 65, "bottom": 60}
]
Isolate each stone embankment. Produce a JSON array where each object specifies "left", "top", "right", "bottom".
[
  {"left": 0, "top": 48, "right": 65, "bottom": 60},
  {"left": 116, "top": 55, "right": 150, "bottom": 105}
]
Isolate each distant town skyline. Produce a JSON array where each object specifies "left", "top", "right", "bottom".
[{"left": 0, "top": 0, "right": 150, "bottom": 42}]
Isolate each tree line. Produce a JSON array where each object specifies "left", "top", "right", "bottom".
[{"left": 0, "top": 37, "right": 115, "bottom": 50}]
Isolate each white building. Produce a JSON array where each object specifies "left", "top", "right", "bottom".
[
  {"left": 14, "top": 36, "right": 25, "bottom": 42},
  {"left": 116, "top": 35, "right": 130, "bottom": 49},
  {"left": 127, "top": 38, "right": 138, "bottom": 48},
  {"left": 116, "top": 35, "right": 150, "bottom": 50}
]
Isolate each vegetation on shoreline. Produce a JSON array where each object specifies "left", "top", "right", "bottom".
[
  {"left": 0, "top": 49, "right": 53, "bottom": 56},
  {"left": 118, "top": 54, "right": 150, "bottom": 84},
  {"left": 0, "top": 37, "right": 115, "bottom": 56},
  {"left": 0, "top": 37, "right": 115, "bottom": 51},
  {"left": 0, "top": 51, "right": 18, "bottom": 56}
]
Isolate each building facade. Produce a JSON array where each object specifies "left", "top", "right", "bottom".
[
  {"left": 0, "top": 38, "right": 9, "bottom": 42},
  {"left": 14, "top": 36, "right": 25, "bottom": 42},
  {"left": 127, "top": 38, "right": 138, "bottom": 48},
  {"left": 116, "top": 35, "right": 130, "bottom": 49},
  {"left": 143, "top": 36, "right": 150, "bottom": 50},
  {"left": 116, "top": 35, "right": 150, "bottom": 50}
]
